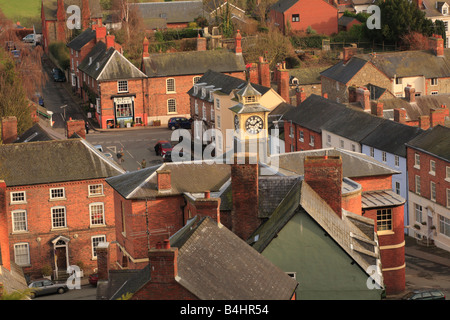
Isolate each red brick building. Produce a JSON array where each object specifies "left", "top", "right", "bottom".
[
  {"left": 0, "top": 121, "right": 124, "bottom": 279},
  {"left": 269, "top": 0, "right": 338, "bottom": 35},
  {"left": 406, "top": 125, "right": 450, "bottom": 252},
  {"left": 41, "top": 0, "right": 103, "bottom": 54}
]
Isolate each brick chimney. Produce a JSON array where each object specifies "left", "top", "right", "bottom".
[
  {"left": 348, "top": 86, "right": 357, "bottom": 103},
  {"left": 95, "top": 25, "right": 107, "bottom": 43},
  {"left": 96, "top": 242, "right": 110, "bottom": 281},
  {"left": 143, "top": 37, "right": 149, "bottom": 58},
  {"left": 56, "top": 0, "right": 66, "bottom": 42},
  {"left": 1, "top": 116, "right": 17, "bottom": 144},
  {"left": 356, "top": 87, "right": 370, "bottom": 111},
  {"left": 430, "top": 105, "right": 448, "bottom": 127},
  {"left": 231, "top": 153, "right": 260, "bottom": 241},
  {"left": 194, "top": 191, "right": 221, "bottom": 224},
  {"left": 235, "top": 30, "right": 242, "bottom": 55},
  {"left": 296, "top": 87, "right": 306, "bottom": 106},
  {"left": 106, "top": 34, "right": 115, "bottom": 49},
  {"left": 0, "top": 180, "right": 11, "bottom": 271},
  {"left": 343, "top": 46, "right": 357, "bottom": 64},
  {"left": 405, "top": 85, "right": 415, "bottom": 102},
  {"left": 419, "top": 115, "right": 430, "bottom": 130},
  {"left": 66, "top": 118, "right": 86, "bottom": 139},
  {"left": 304, "top": 156, "right": 343, "bottom": 218},
  {"left": 149, "top": 240, "right": 178, "bottom": 284},
  {"left": 157, "top": 170, "right": 171, "bottom": 191},
  {"left": 197, "top": 34, "right": 207, "bottom": 51},
  {"left": 258, "top": 56, "right": 271, "bottom": 87},
  {"left": 394, "top": 108, "right": 407, "bottom": 124},
  {"left": 81, "top": 0, "right": 91, "bottom": 29},
  {"left": 429, "top": 34, "right": 444, "bottom": 57},
  {"left": 371, "top": 101, "right": 384, "bottom": 117},
  {"left": 278, "top": 62, "right": 290, "bottom": 102},
  {"left": 247, "top": 62, "right": 258, "bottom": 84}
]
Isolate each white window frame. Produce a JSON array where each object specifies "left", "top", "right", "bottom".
[
  {"left": 382, "top": 151, "right": 387, "bottom": 162},
  {"left": 193, "top": 76, "right": 201, "bottom": 84},
  {"left": 447, "top": 188, "right": 450, "bottom": 208},
  {"left": 89, "top": 184, "right": 104, "bottom": 197},
  {"left": 12, "top": 210, "right": 28, "bottom": 233},
  {"left": 430, "top": 160, "right": 436, "bottom": 175},
  {"left": 414, "top": 153, "right": 420, "bottom": 168},
  {"left": 89, "top": 202, "right": 105, "bottom": 227},
  {"left": 51, "top": 206, "right": 67, "bottom": 229},
  {"left": 10, "top": 191, "right": 26, "bottom": 204},
  {"left": 50, "top": 187, "right": 65, "bottom": 200},
  {"left": 377, "top": 208, "right": 392, "bottom": 232},
  {"left": 447, "top": 166, "right": 450, "bottom": 181},
  {"left": 117, "top": 80, "right": 128, "bottom": 93},
  {"left": 166, "top": 78, "right": 176, "bottom": 93},
  {"left": 370, "top": 147, "right": 374, "bottom": 157},
  {"left": 415, "top": 203, "right": 423, "bottom": 223},
  {"left": 92, "top": 235, "right": 106, "bottom": 259},
  {"left": 194, "top": 100, "right": 198, "bottom": 115},
  {"left": 431, "top": 181, "right": 436, "bottom": 202},
  {"left": 299, "top": 131, "right": 304, "bottom": 142},
  {"left": 415, "top": 175, "right": 421, "bottom": 195},
  {"left": 309, "top": 135, "right": 315, "bottom": 147},
  {"left": 168, "top": 98, "right": 177, "bottom": 114},
  {"left": 431, "top": 78, "right": 438, "bottom": 86},
  {"left": 14, "top": 243, "right": 30, "bottom": 266},
  {"left": 216, "top": 98, "right": 220, "bottom": 110},
  {"left": 439, "top": 215, "right": 450, "bottom": 238},
  {"left": 395, "top": 155, "right": 399, "bottom": 167},
  {"left": 395, "top": 181, "right": 401, "bottom": 195}
]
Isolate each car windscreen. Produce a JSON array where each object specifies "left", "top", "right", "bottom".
[{"left": 161, "top": 143, "right": 171, "bottom": 148}]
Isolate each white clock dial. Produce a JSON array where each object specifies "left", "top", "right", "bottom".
[{"left": 245, "top": 116, "right": 263, "bottom": 134}]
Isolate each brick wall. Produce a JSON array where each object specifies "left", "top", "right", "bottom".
[
  {"left": 351, "top": 175, "right": 392, "bottom": 193},
  {"left": 284, "top": 122, "right": 322, "bottom": 153},
  {"left": 1, "top": 116, "right": 18, "bottom": 144},
  {"left": 6, "top": 179, "right": 116, "bottom": 279},
  {"left": 0, "top": 181, "right": 10, "bottom": 271}
]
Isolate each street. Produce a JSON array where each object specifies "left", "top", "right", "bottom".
[{"left": 33, "top": 284, "right": 97, "bottom": 300}]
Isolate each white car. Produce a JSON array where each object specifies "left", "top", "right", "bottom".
[{"left": 22, "top": 34, "right": 34, "bottom": 43}]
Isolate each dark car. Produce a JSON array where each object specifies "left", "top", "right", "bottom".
[
  {"left": 89, "top": 273, "right": 99, "bottom": 286},
  {"left": 168, "top": 117, "right": 192, "bottom": 130},
  {"left": 52, "top": 68, "right": 66, "bottom": 82},
  {"left": 28, "top": 279, "right": 68, "bottom": 299},
  {"left": 402, "top": 289, "right": 445, "bottom": 300},
  {"left": 154, "top": 140, "right": 173, "bottom": 156}
]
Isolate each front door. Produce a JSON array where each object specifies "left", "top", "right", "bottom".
[{"left": 55, "top": 247, "right": 67, "bottom": 270}]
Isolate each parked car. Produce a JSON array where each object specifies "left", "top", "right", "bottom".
[
  {"left": 89, "top": 273, "right": 99, "bottom": 286},
  {"left": 52, "top": 68, "right": 66, "bottom": 82},
  {"left": 168, "top": 117, "right": 192, "bottom": 130},
  {"left": 402, "top": 289, "right": 445, "bottom": 300},
  {"left": 154, "top": 140, "right": 173, "bottom": 156},
  {"left": 28, "top": 279, "right": 68, "bottom": 298},
  {"left": 22, "top": 34, "right": 35, "bottom": 43}
]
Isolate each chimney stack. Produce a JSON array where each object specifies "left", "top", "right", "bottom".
[
  {"left": 429, "top": 34, "right": 444, "bottom": 57},
  {"left": 371, "top": 101, "right": 384, "bottom": 117},
  {"left": 56, "top": 0, "right": 66, "bottom": 42},
  {"left": 258, "top": 56, "right": 271, "bottom": 87},
  {"left": 231, "top": 153, "right": 260, "bottom": 241},
  {"left": 149, "top": 240, "right": 178, "bottom": 284},
  {"left": 143, "top": 37, "right": 149, "bottom": 58},
  {"left": 235, "top": 30, "right": 242, "bottom": 55},
  {"left": 348, "top": 86, "right": 357, "bottom": 103},
  {"left": 304, "top": 156, "right": 343, "bottom": 218},
  {"left": 66, "top": 118, "right": 86, "bottom": 139},
  {"left": 419, "top": 115, "right": 430, "bottom": 130},
  {"left": 81, "top": 0, "right": 91, "bottom": 29},
  {"left": 405, "top": 85, "right": 415, "bottom": 102},
  {"left": 106, "top": 34, "right": 115, "bottom": 49},
  {"left": 157, "top": 170, "right": 171, "bottom": 191},
  {"left": 430, "top": 105, "right": 448, "bottom": 127},
  {"left": 296, "top": 87, "right": 306, "bottom": 106},
  {"left": 394, "top": 108, "right": 407, "bottom": 124},
  {"left": 194, "top": 192, "right": 221, "bottom": 224},
  {"left": 278, "top": 62, "right": 290, "bottom": 102},
  {"left": 343, "top": 46, "right": 357, "bottom": 64},
  {"left": 96, "top": 242, "right": 110, "bottom": 281},
  {"left": 356, "top": 87, "right": 370, "bottom": 111},
  {"left": 1, "top": 116, "right": 17, "bottom": 144},
  {"left": 197, "top": 34, "right": 207, "bottom": 51},
  {"left": 95, "top": 25, "right": 107, "bottom": 43}
]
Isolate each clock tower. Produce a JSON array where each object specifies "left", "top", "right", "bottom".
[{"left": 229, "top": 82, "right": 269, "bottom": 152}]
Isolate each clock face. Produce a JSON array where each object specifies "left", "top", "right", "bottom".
[
  {"left": 245, "top": 116, "right": 264, "bottom": 134},
  {"left": 234, "top": 115, "right": 240, "bottom": 130}
]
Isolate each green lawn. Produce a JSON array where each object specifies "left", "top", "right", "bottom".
[{"left": 0, "top": 0, "right": 41, "bottom": 20}]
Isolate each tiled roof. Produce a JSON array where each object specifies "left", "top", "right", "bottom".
[{"left": 131, "top": 1, "right": 204, "bottom": 24}]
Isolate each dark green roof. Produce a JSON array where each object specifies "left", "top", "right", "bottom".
[
  {"left": 143, "top": 50, "right": 246, "bottom": 77},
  {"left": 406, "top": 125, "right": 450, "bottom": 161},
  {"left": 0, "top": 139, "right": 124, "bottom": 187}
]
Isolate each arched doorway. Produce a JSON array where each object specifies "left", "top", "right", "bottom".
[{"left": 51, "top": 236, "right": 70, "bottom": 279}]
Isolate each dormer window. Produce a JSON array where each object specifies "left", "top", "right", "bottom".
[{"left": 245, "top": 96, "right": 257, "bottom": 103}]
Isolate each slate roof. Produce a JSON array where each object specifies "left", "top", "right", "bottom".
[
  {"left": 320, "top": 106, "right": 385, "bottom": 142},
  {"left": 360, "top": 120, "right": 424, "bottom": 157},
  {"left": 106, "top": 161, "right": 231, "bottom": 199},
  {"left": 0, "top": 139, "right": 125, "bottom": 187},
  {"left": 249, "top": 180, "right": 383, "bottom": 289},
  {"left": 142, "top": 50, "right": 246, "bottom": 78},
  {"left": 270, "top": 148, "right": 400, "bottom": 178},
  {"left": 78, "top": 42, "right": 147, "bottom": 81},
  {"left": 270, "top": 0, "right": 301, "bottom": 12},
  {"left": 289, "top": 66, "right": 330, "bottom": 85},
  {"left": 406, "top": 125, "right": 450, "bottom": 161},
  {"left": 320, "top": 57, "right": 368, "bottom": 84},
  {"left": 422, "top": 0, "right": 450, "bottom": 17},
  {"left": 281, "top": 94, "right": 349, "bottom": 133},
  {"left": 15, "top": 122, "right": 64, "bottom": 143},
  {"left": 169, "top": 216, "right": 298, "bottom": 300},
  {"left": 42, "top": 0, "right": 102, "bottom": 20},
  {"left": 66, "top": 28, "right": 96, "bottom": 51},
  {"left": 131, "top": 1, "right": 204, "bottom": 25},
  {"left": 188, "top": 69, "right": 270, "bottom": 96},
  {"left": 358, "top": 49, "right": 450, "bottom": 79}
]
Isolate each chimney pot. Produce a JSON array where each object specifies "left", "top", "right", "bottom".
[{"left": 163, "top": 239, "right": 170, "bottom": 249}]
